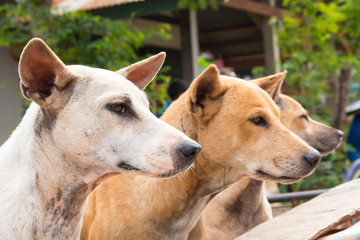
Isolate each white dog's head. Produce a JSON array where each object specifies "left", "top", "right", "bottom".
[{"left": 18, "top": 38, "right": 201, "bottom": 178}]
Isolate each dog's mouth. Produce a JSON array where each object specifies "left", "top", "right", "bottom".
[
  {"left": 309, "top": 136, "right": 343, "bottom": 157},
  {"left": 117, "top": 162, "right": 140, "bottom": 172},
  {"left": 256, "top": 169, "right": 301, "bottom": 183},
  {"left": 157, "top": 169, "right": 183, "bottom": 178},
  {"left": 156, "top": 164, "right": 194, "bottom": 178}
]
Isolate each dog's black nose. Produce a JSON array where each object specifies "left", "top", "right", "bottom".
[
  {"left": 180, "top": 142, "right": 201, "bottom": 159},
  {"left": 175, "top": 141, "right": 201, "bottom": 170},
  {"left": 303, "top": 151, "right": 321, "bottom": 167}
]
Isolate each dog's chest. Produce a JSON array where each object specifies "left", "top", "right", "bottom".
[
  {"left": 42, "top": 183, "right": 90, "bottom": 239},
  {"left": 161, "top": 196, "right": 211, "bottom": 240},
  {"left": 42, "top": 206, "right": 85, "bottom": 240},
  {"left": 0, "top": 189, "right": 43, "bottom": 239}
]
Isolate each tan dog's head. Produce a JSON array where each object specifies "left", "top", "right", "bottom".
[
  {"left": 177, "top": 65, "right": 321, "bottom": 184},
  {"left": 279, "top": 96, "right": 343, "bottom": 155},
  {"left": 251, "top": 72, "right": 343, "bottom": 156},
  {"left": 18, "top": 38, "right": 201, "bottom": 177}
]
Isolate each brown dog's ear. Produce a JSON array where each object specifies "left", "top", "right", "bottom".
[
  {"left": 117, "top": 52, "right": 166, "bottom": 90},
  {"left": 251, "top": 70, "right": 287, "bottom": 100},
  {"left": 187, "top": 64, "right": 228, "bottom": 120},
  {"left": 19, "top": 38, "right": 76, "bottom": 109}
]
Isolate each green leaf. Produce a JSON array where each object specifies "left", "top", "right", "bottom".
[
  {"left": 178, "top": 0, "right": 189, "bottom": 9},
  {"left": 198, "top": 0, "right": 207, "bottom": 10},
  {"left": 209, "top": 0, "right": 218, "bottom": 10},
  {"left": 189, "top": 0, "right": 198, "bottom": 10}
]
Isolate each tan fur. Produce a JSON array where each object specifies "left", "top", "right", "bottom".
[
  {"left": 81, "top": 66, "right": 321, "bottom": 240},
  {"left": 201, "top": 74, "right": 343, "bottom": 240}
]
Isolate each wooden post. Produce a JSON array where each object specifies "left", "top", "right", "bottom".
[
  {"left": 333, "top": 63, "right": 352, "bottom": 130},
  {"left": 262, "top": 0, "right": 280, "bottom": 75},
  {"left": 179, "top": 9, "right": 199, "bottom": 83},
  {"left": 190, "top": 10, "right": 200, "bottom": 78}
]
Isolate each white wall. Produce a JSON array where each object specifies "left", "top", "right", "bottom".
[{"left": 0, "top": 47, "right": 23, "bottom": 145}]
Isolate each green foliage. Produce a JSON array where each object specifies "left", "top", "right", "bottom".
[
  {"left": 277, "top": 0, "right": 360, "bottom": 114},
  {"left": 178, "top": 0, "right": 218, "bottom": 10},
  {"left": 272, "top": 0, "right": 360, "bottom": 191},
  {"left": 146, "top": 66, "right": 171, "bottom": 115},
  {"left": 251, "top": 66, "right": 266, "bottom": 79},
  {"left": 0, "top": 2, "right": 172, "bottom": 113}
]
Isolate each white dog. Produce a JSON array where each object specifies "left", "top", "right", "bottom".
[{"left": 0, "top": 38, "right": 200, "bottom": 240}]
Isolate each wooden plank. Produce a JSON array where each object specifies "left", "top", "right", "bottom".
[
  {"left": 235, "top": 179, "right": 360, "bottom": 240},
  {"left": 247, "top": 12, "right": 263, "bottom": 32},
  {"left": 225, "top": 53, "right": 265, "bottom": 62},
  {"left": 220, "top": 0, "right": 283, "bottom": 18},
  {"left": 200, "top": 26, "right": 258, "bottom": 37},
  {"left": 224, "top": 53, "right": 265, "bottom": 70},
  {"left": 201, "top": 33, "right": 263, "bottom": 50},
  {"left": 88, "top": 0, "right": 179, "bottom": 20},
  {"left": 321, "top": 221, "right": 360, "bottom": 239}
]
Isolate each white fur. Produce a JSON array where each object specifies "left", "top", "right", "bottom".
[{"left": 0, "top": 39, "right": 199, "bottom": 239}]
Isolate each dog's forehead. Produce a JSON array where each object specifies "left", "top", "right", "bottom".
[
  {"left": 67, "top": 65, "right": 148, "bottom": 103},
  {"left": 226, "top": 77, "right": 274, "bottom": 103},
  {"left": 280, "top": 95, "right": 306, "bottom": 114},
  {"left": 223, "top": 77, "right": 280, "bottom": 117}
]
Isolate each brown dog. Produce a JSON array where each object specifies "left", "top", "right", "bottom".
[
  {"left": 200, "top": 73, "right": 343, "bottom": 240},
  {"left": 80, "top": 65, "right": 322, "bottom": 240}
]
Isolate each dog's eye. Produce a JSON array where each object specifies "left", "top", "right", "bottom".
[
  {"left": 300, "top": 114, "right": 308, "bottom": 121},
  {"left": 108, "top": 103, "right": 127, "bottom": 114},
  {"left": 250, "top": 116, "right": 268, "bottom": 127}
]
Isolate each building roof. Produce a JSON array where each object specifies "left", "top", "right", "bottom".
[
  {"left": 52, "top": 0, "right": 144, "bottom": 11},
  {"left": 50, "top": 0, "right": 283, "bottom": 75}
]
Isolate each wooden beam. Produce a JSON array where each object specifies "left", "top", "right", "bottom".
[
  {"left": 220, "top": 0, "right": 283, "bottom": 18},
  {"left": 89, "top": 0, "right": 179, "bottom": 20},
  {"left": 201, "top": 33, "right": 263, "bottom": 50},
  {"left": 200, "top": 26, "right": 258, "bottom": 37},
  {"left": 143, "top": 14, "right": 179, "bottom": 25},
  {"left": 224, "top": 53, "right": 265, "bottom": 71},
  {"left": 247, "top": 12, "right": 263, "bottom": 32},
  {"left": 189, "top": 10, "right": 200, "bottom": 78},
  {"left": 262, "top": 0, "right": 281, "bottom": 75},
  {"left": 179, "top": 10, "right": 199, "bottom": 83},
  {"left": 226, "top": 53, "right": 265, "bottom": 62}
]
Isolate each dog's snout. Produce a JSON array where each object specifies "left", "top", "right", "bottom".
[
  {"left": 303, "top": 151, "right": 321, "bottom": 167},
  {"left": 179, "top": 142, "right": 201, "bottom": 160},
  {"left": 174, "top": 141, "right": 201, "bottom": 171}
]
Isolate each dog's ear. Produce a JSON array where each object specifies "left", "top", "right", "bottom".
[
  {"left": 251, "top": 70, "right": 287, "bottom": 100},
  {"left": 187, "top": 64, "right": 228, "bottom": 121},
  {"left": 19, "top": 38, "right": 76, "bottom": 109},
  {"left": 117, "top": 52, "right": 166, "bottom": 90}
]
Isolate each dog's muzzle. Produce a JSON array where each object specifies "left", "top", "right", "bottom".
[{"left": 174, "top": 141, "right": 201, "bottom": 171}]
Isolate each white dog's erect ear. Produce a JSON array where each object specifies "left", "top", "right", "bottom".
[
  {"left": 19, "top": 38, "right": 76, "bottom": 109},
  {"left": 117, "top": 52, "right": 166, "bottom": 90},
  {"left": 251, "top": 70, "right": 287, "bottom": 100},
  {"left": 187, "top": 64, "right": 228, "bottom": 120}
]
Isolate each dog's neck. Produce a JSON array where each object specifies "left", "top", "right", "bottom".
[
  {"left": 162, "top": 100, "right": 247, "bottom": 197},
  {"left": 155, "top": 100, "right": 248, "bottom": 238},
  {"left": 208, "top": 178, "right": 268, "bottom": 223},
  {"left": 147, "top": 143, "right": 247, "bottom": 240},
  {"left": 0, "top": 104, "right": 116, "bottom": 239},
  {"left": 196, "top": 179, "right": 271, "bottom": 240}
]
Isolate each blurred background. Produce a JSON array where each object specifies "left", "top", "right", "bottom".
[{"left": 1, "top": 0, "right": 360, "bottom": 194}]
